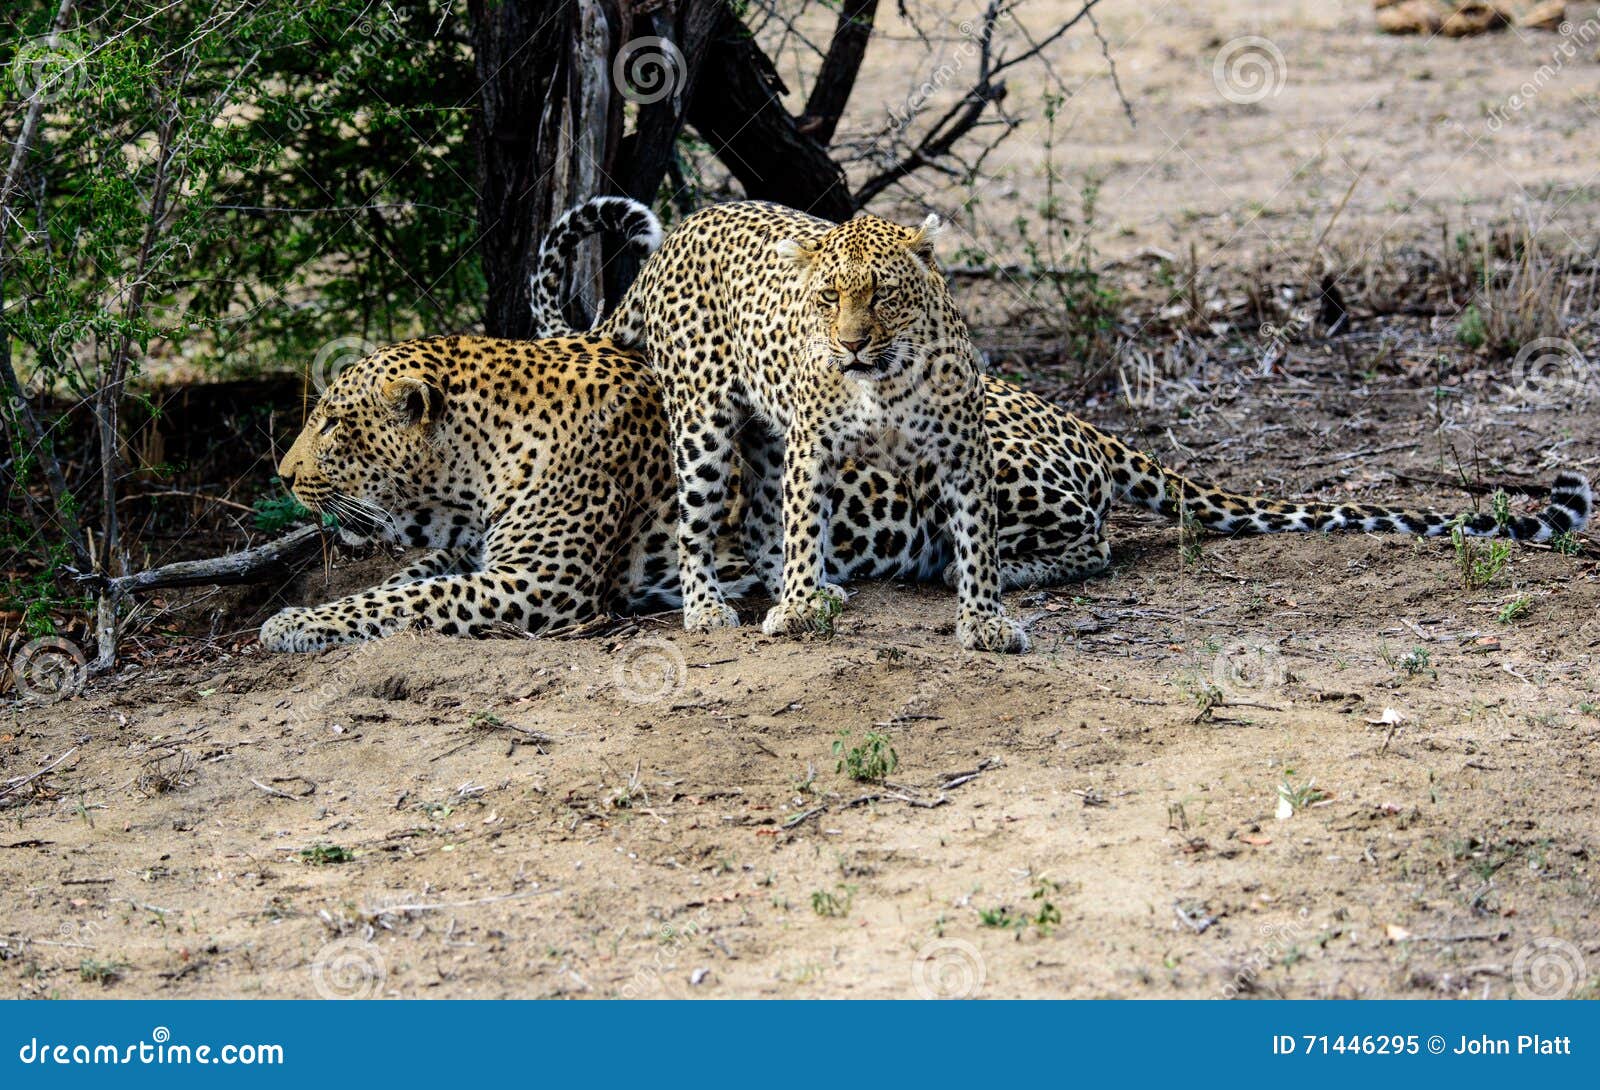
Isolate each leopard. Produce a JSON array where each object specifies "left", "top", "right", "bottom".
[
  {"left": 534, "top": 198, "right": 1030, "bottom": 655},
  {"left": 259, "top": 334, "right": 686, "bottom": 652},
  {"left": 531, "top": 195, "right": 1593, "bottom": 597}
]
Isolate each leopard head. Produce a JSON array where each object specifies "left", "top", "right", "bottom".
[
  {"left": 777, "top": 212, "right": 944, "bottom": 381},
  {"left": 277, "top": 345, "right": 450, "bottom": 546}
]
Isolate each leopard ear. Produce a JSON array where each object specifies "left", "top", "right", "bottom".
[
  {"left": 776, "top": 237, "right": 819, "bottom": 271},
  {"left": 903, "top": 213, "right": 942, "bottom": 269},
  {"left": 382, "top": 376, "right": 443, "bottom": 428}
]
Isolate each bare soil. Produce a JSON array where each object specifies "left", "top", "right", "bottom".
[{"left": 5, "top": 2, "right": 1600, "bottom": 1000}]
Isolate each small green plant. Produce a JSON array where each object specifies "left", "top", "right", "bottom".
[
  {"left": 1397, "top": 646, "right": 1432, "bottom": 677},
  {"left": 79, "top": 958, "right": 128, "bottom": 986},
  {"left": 810, "top": 885, "right": 854, "bottom": 918},
  {"left": 1178, "top": 675, "right": 1224, "bottom": 717},
  {"left": 1030, "top": 878, "right": 1063, "bottom": 934},
  {"left": 978, "top": 905, "right": 1018, "bottom": 929},
  {"left": 1497, "top": 597, "right": 1532, "bottom": 623},
  {"left": 253, "top": 485, "right": 312, "bottom": 532},
  {"left": 833, "top": 730, "right": 898, "bottom": 783},
  {"left": 298, "top": 843, "right": 353, "bottom": 866},
  {"left": 808, "top": 590, "right": 846, "bottom": 639},
  {"left": 1456, "top": 304, "right": 1487, "bottom": 349},
  {"left": 1451, "top": 525, "right": 1511, "bottom": 590},
  {"left": 1276, "top": 772, "right": 1327, "bottom": 816},
  {"left": 1178, "top": 508, "right": 1204, "bottom": 568},
  {"left": 1550, "top": 531, "right": 1581, "bottom": 556},
  {"left": 1489, "top": 489, "right": 1512, "bottom": 530}
]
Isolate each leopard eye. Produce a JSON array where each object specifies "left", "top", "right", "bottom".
[
  {"left": 819, "top": 289, "right": 839, "bottom": 305},
  {"left": 319, "top": 417, "right": 339, "bottom": 436}
]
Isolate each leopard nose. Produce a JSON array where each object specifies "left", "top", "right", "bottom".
[
  {"left": 840, "top": 338, "right": 868, "bottom": 355},
  {"left": 280, "top": 465, "right": 298, "bottom": 489}
]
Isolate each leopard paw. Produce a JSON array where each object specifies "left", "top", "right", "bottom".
[
  {"left": 260, "top": 608, "right": 318, "bottom": 654},
  {"left": 762, "top": 584, "right": 848, "bottom": 637},
  {"left": 957, "top": 611, "right": 1030, "bottom": 654},
  {"left": 683, "top": 600, "right": 742, "bottom": 633}
]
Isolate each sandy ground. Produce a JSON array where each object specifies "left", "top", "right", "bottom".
[
  {"left": 822, "top": 0, "right": 1600, "bottom": 264},
  {"left": 5, "top": 2, "right": 1600, "bottom": 1000}
]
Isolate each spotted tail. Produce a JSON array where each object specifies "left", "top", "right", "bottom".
[
  {"left": 1087, "top": 425, "right": 1590, "bottom": 543},
  {"left": 529, "top": 196, "right": 663, "bottom": 337}
]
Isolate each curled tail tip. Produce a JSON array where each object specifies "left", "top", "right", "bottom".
[
  {"left": 1545, "top": 470, "right": 1592, "bottom": 533},
  {"left": 584, "top": 195, "right": 662, "bottom": 252}
]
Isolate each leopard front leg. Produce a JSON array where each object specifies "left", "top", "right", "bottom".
[
  {"left": 762, "top": 426, "right": 847, "bottom": 636},
  {"left": 936, "top": 438, "right": 1030, "bottom": 654},
  {"left": 377, "top": 545, "right": 478, "bottom": 589},
  {"left": 735, "top": 419, "right": 786, "bottom": 597},
  {"left": 260, "top": 569, "right": 597, "bottom": 653},
  {"left": 670, "top": 404, "right": 742, "bottom": 632}
]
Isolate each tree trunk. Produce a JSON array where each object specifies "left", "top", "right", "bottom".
[
  {"left": 470, "top": 0, "right": 623, "bottom": 339},
  {"left": 686, "top": 6, "right": 854, "bottom": 222}
]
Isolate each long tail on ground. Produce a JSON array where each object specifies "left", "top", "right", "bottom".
[
  {"left": 530, "top": 196, "right": 662, "bottom": 337},
  {"left": 1086, "top": 423, "right": 1591, "bottom": 543}
]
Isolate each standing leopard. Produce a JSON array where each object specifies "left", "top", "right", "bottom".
[
  {"left": 536, "top": 199, "right": 1029, "bottom": 654},
  {"left": 533, "top": 197, "right": 1592, "bottom": 586}
]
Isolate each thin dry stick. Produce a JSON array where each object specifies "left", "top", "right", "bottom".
[{"left": 0, "top": 746, "right": 79, "bottom": 803}]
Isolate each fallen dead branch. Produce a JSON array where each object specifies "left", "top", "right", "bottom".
[
  {"left": 72, "top": 524, "right": 328, "bottom": 596},
  {"left": 0, "top": 746, "right": 78, "bottom": 804}
]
